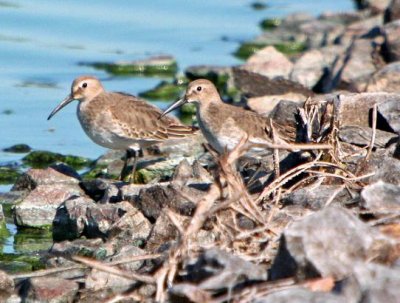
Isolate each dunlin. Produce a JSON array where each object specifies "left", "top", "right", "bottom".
[
  {"left": 48, "top": 75, "right": 196, "bottom": 179},
  {"left": 160, "top": 79, "right": 294, "bottom": 154}
]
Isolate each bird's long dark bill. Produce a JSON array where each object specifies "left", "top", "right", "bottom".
[
  {"left": 47, "top": 95, "right": 74, "bottom": 120},
  {"left": 159, "top": 98, "right": 187, "bottom": 119}
]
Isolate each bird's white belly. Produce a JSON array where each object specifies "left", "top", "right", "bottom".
[{"left": 77, "top": 105, "right": 141, "bottom": 150}]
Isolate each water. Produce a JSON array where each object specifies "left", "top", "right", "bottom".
[{"left": 0, "top": 0, "right": 354, "bottom": 255}]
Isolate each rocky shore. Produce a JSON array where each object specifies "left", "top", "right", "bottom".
[{"left": 1, "top": 0, "right": 400, "bottom": 302}]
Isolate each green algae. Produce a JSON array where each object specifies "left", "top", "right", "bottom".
[
  {"left": 139, "top": 81, "right": 185, "bottom": 100},
  {"left": 3, "top": 144, "right": 31, "bottom": 153},
  {"left": 84, "top": 58, "right": 178, "bottom": 77},
  {"left": 0, "top": 167, "right": 21, "bottom": 185},
  {"left": 22, "top": 150, "right": 92, "bottom": 170},
  {"left": 260, "top": 18, "right": 282, "bottom": 30}
]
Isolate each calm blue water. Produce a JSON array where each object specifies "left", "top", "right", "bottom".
[{"left": 0, "top": 0, "right": 354, "bottom": 166}]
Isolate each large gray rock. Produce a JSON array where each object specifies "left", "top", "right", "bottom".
[
  {"left": 108, "top": 205, "right": 152, "bottom": 246},
  {"left": 242, "top": 46, "right": 293, "bottom": 79},
  {"left": 14, "top": 184, "right": 83, "bottom": 228},
  {"left": 136, "top": 182, "right": 204, "bottom": 220},
  {"left": 337, "top": 92, "right": 400, "bottom": 128},
  {"left": 299, "top": 19, "right": 345, "bottom": 49},
  {"left": 19, "top": 276, "right": 78, "bottom": 303},
  {"left": 339, "top": 125, "right": 398, "bottom": 147},
  {"left": 233, "top": 68, "right": 313, "bottom": 98},
  {"left": 384, "top": 20, "right": 400, "bottom": 61},
  {"left": 377, "top": 96, "right": 400, "bottom": 132},
  {"left": 254, "top": 286, "right": 345, "bottom": 303},
  {"left": 282, "top": 185, "right": 354, "bottom": 210},
  {"left": 331, "top": 39, "right": 382, "bottom": 91},
  {"left": 367, "top": 62, "right": 400, "bottom": 93},
  {"left": 85, "top": 246, "right": 146, "bottom": 292},
  {"left": 12, "top": 164, "right": 80, "bottom": 192},
  {"left": 290, "top": 49, "right": 325, "bottom": 89},
  {"left": 270, "top": 206, "right": 392, "bottom": 280},
  {"left": 53, "top": 197, "right": 134, "bottom": 241},
  {"left": 50, "top": 238, "right": 111, "bottom": 260},
  {"left": 361, "top": 180, "right": 400, "bottom": 213},
  {"left": 385, "top": 0, "right": 400, "bottom": 23},
  {"left": 0, "top": 270, "right": 14, "bottom": 302}
]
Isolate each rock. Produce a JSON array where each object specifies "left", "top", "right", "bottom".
[
  {"left": 299, "top": 19, "right": 345, "bottom": 49},
  {"left": 377, "top": 97, "right": 400, "bottom": 132},
  {"left": 282, "top": 185, "right": 355, "bottom": 210},
  {"left": 361, "top": 180, "right": 400, "bottom": 213},
  {"left": 383, "top": 20, "right": 400, "bottom": 62},
  {"left": 385, "top": 0, "right": 400, "bottom": 22},
  {"left": 290, "top": 49, "right": 325, "bottom": 89},
  {"left": 108, "top": 205, "right": 152, "bottom": 246},
  {"left": 350, "top": 262, "right": 400, "bottom": 303},
  {"left": 135, "top": 155, "right": 199, "bottom": 184},
  {"left": 14, "top": 184, "right": 83, "bottom": 228},
  {"left": 12, "top": 164, "right": 80, "bottom": 192},
  {"left": 85, "top": 246, "right": 146, "bottom": 292},
  {"left": 270, "top": 206, "right": 392, "bottom": 280},
  {"left": 246, "top": 93, "right": 306, "bottom": 116},
  {"left": 120, "top": 182, "right": 169, "bottom": 203},
  {"left": 2, "top": 143, "right": 31, "bottom": 153},
  {"left": 136, "top": 183, "right": 199, "bottom": 220},
  {"left": 356, "top": 0, "right": 391, "bottom": 13},
  {"left": 339, "top": 125, "right": 398, "bottom": 147},
  {"left": 82, "top": 55, "right": 178, "bottom": 77},
  {"left": 367, "top": 61, "right": 400, "bottom": 93},
  {"left": 22, "top": 150, "right": 92, "bottom": 170},
  {"left": 339, "top": 15, "right": 383, "bottom": 47},
  {"left": 331, "top": 39, "right": 382, "bottom": 91},
  {"left": 233, "top": 68, "right": 313, "bottom": 98},
  {"left": 50, "top": 238, "right": 111, "bottom": 260},
  {"left": 337, "top": 92, "right": 400, "bottom": 128},
  {"left": 79, "top": 178, "right": 122, "bottom": 203},
  {"left": 19, "top": 276, "right": 78, "bottom": 303},
  {"left": 254, "top": 286, "right": 345, "bottom": 303},
  {"left": 52, "top": 196, "right": 95, "bottom": 241},
  {"left": 242, "top": 46, "right": 293, "bottom": 79},
  {"left": 0, "top": 270, "right": 14, "bottom": 301},
  {"left": 53, "top": 197, "right": 133, "bottom": 241},
  {"left": 319, "top": 11, "right": 365, "bottom": 25},
  {"left": 172, "top": 159, "right": 212, "bottom": 185},
  {"left": 183, "top": 249, "right": 267, "bottom": 289},
  {"left": 146, "top": 211, "right": 187, "bottom": 252},
  {"left": 360, "top": 151, "right": 400, "bottom": 185},
  {"left": 269, "top": 100, "right": 302, "bottom": 134}
]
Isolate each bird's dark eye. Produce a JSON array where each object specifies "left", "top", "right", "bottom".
[
  {"left": 196, "top": 86, "right": 202, "bottom": 92},
  {"left": 82, "top": 83, "right": 87, "bottom": 88}
]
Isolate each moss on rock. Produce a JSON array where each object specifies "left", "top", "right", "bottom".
[
  {"left": 139, "top": 81, "right": 185, "bottom": 100},
  {"left": 22, "top": 151, "right": 92, "bottom": 170},
  {"left": 260, "top": 18, "right": 282, "bottom": 30},
  {"left": 0, "top": 167, "right": 21, "bottom": 185}
]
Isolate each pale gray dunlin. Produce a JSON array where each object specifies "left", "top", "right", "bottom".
[
  {"left": 48, "top": 75, "right": 196, "bottom": 179},
  {"left": 160, "top": 79, "right": 294, "bottom": 154}
]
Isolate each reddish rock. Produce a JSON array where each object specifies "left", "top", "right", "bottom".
[
  {"left": 20, "top": 276, "right": 78, "bottom": 303},
  {"left": 14, "top": 184, "right": 83, "bottom": 228},
  {"left": 242, "top": 46, "right": 293, "bottom": 79},
  {"left": 367, "top": 62, "right": 400, "bottom": 93},
  {"left": 384, "top": 20, "right": 400, "bottom": 61},
  {"left": 12, "top": 165, "right": 80, "bottom": 191}
]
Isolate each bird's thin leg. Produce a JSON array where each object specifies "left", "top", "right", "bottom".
[
  {"left": 119, "top": 150, "right": 131, "bottom": 181},
  {"left": 128, "top": 150, "right": 138, "bottom": 183}
]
